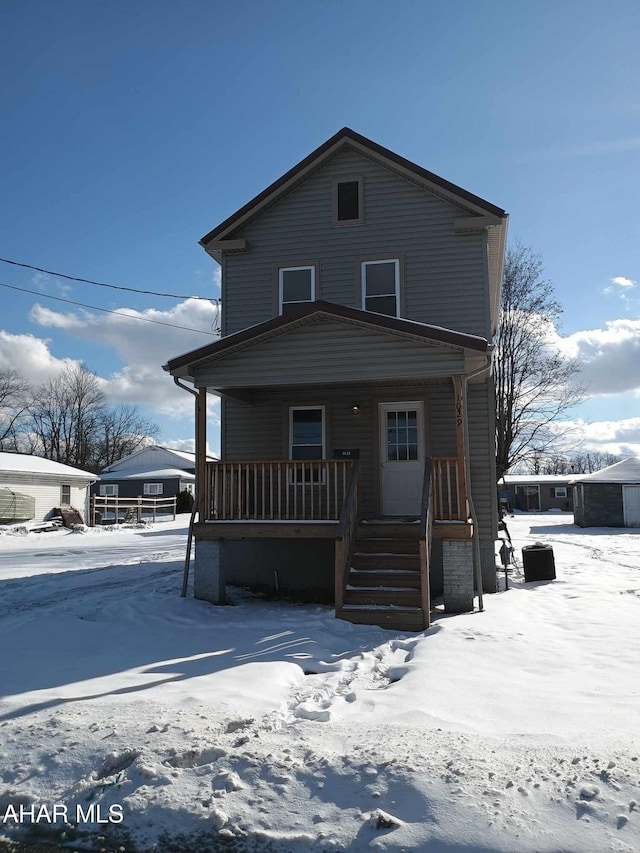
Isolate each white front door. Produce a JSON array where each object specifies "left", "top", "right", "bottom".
[
  {"left": 623, "top": 486, "right": 640, "bottom": 527},
  {"left": 379, "top": 402, "right": 425, "bottom": 516}
]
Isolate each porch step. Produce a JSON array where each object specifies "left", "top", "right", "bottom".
[
  {"left": 337, "top": 605, "right": 426, "bottom": 631},
  {"left": 357, "top": 521, "right": 420, "bottom": 540},
  {"left": 351, "top": 551, "right": 420, "bottom": 571},
  {"left": 344, "top": 586, "right": 421, "bottom": 608},
  {"left": 347, "top": 567, "right": 422, "bottom": 589},
  {"left": 353, "top": 537, "right": 419, "bottom": 554}
]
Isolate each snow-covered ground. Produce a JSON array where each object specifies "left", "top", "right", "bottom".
[{"left": 0, "top": 513, "right": 639, "bottom": 852}]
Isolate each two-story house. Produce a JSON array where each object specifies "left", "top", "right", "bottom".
[{"left": 165, "top": 128, "right": 508, "bottom": 630}]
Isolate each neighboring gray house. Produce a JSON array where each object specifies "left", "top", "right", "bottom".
[
  {"left": 572, "top": 457, "right": 640, "bottom": 528},
  {"left": 500, "top": 474, "right": 575, "bottom": 512},
  {"left": 92, "top": 445, "right": 214, "bottom": 502},
  {"left": 0, "top": 451, "right": 96, "bottom": 523},
  {"left": 165, "top": 127, "right": 509, "bottom": 630}
]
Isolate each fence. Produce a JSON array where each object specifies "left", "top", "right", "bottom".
[{"left": 89, "top": 495, "right": 177, "bottom": 526}]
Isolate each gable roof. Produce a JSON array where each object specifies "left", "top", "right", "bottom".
[
  {"left": 99, "top": 466, "right": 196, "bottom": 482},
  {"left": 201, "top": 127, "right": 508, "bottom": 251},
  {"left": 102, "top": 445, "right": 217, "bottom": 473},
  {"left": 0, "top": 452, "right": 96, "bottom": 481},
  {"left": 164, "top": 300, "right": 488, "bottom": 379},
  {"left": 570, "top": 457, "right": 640, "bottom": 485}
]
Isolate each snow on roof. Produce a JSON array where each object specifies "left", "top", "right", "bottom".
[
  {"left": 99, "top": 466, "right": 195, "bottom": 481},
  {"left": 569, "top": 456, "right": 640, "bottom": 485},
  {"left": 0, "top": 452, "right": 96, "bottom": 480},
  {"left": 102, "top": 445, "right": 218, "bottom": 472},
  {"left": 501, "top": 474, "right": 578, "bottom": 485}
]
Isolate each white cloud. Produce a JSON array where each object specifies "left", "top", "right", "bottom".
[
  {"left": 610, "top": 276, "right": 636, "bottom": 289},
  {"left": 567, "top": 417, "right": 640, "bottom": 459},
  {"left": 604, "top": 275, "right": 636, "bottom": 297},
  {"left": 27, "top": 298, "right": 220, "bottom": 418},
  {"left": 0, "top": 330, "right": 76, "bottom": 383},
  {"left": 554, "top": 318, "right": 640, "bottom": 396}
]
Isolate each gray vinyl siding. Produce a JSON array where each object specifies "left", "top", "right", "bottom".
[
  {"left": 222, "top": 149, "right": 488, "bottom": 339},
  {"left": 195, "top": 321, "right": 465, "bottom": 389},
  {"left": 224, "top": 382, "right": 459, "bottom": 518},
  {"left": 466, "top": 381, "right": 498, "bottom": 591}
]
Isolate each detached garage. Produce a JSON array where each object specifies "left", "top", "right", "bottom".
[
  {"left": 0, "top": 452, "right": 96, "bottom": 524},
  {"left": 572, "top": 457, "right": 640, "bottom": 528}
]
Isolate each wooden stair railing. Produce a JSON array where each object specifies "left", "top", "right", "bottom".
[
  {"left": 419, "top": 458, "right": 433, "bottom": 629},
  {"left": 334, "top": 460, "right": 360, "bottom": 612}
]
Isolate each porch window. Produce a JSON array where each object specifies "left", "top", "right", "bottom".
[
  {"left": 361, "top": 259, "right": 400, "bottom": 317},
  {"left": 289, "top": 406, "right": 325, "bottom": 483},
  {"left": 99, "top": 484, "right": 118, "bottom": 497},
  {"left": 279, "top": 266, "right": 315, "bottom": 314},
  {"left": 60, "top": 484, "right": 71, "bottom": 505},
  {"left": 144, "top": 483, "right": 163, "bottom": 496}
]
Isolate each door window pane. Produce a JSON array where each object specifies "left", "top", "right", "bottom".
[{"left": 386, "top": 409, "right": 419, "bottom": 462}]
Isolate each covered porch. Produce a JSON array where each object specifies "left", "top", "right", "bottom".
[{"left": 165, "top": 302, "right": 488, "bottom": 628}]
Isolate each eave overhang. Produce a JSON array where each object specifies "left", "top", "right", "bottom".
[
  {"left": 200, "top": 127, "right": 508, "bottom": 263},
  {"left": 164, "top": 301, "right": 488, "bottom": 384}
]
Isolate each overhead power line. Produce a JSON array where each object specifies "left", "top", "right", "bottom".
[
  {"left": 0, "top": 281, "right": 216, "bottom": 335},
  {"left": 0, "top": 257, "right": 216, "bottom": 302}
]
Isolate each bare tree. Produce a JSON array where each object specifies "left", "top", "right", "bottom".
[
  {"left": 569, "top": 450, "right": 621, "bottom": 474},
  {"left": 494, "top": 243, "right": 585, "bottom": 481},
  {"left": 0, "top": 368, "right": 31, "bottom": 450},
  {"left": 26, "top": 364, "right": 158, "bottom": 472},
  {"left": 90, "top": 404, "right": 158, "bottom": 470}
]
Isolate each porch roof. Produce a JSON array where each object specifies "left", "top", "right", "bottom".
[{"left": 164, "top": 301, "right": 488, "bottom": 386}]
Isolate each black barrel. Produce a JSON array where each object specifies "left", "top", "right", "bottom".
[{"left": 522, "top": 544, "right": 556, "bottom": 582}]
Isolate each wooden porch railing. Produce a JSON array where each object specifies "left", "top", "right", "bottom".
[
  {"left": 419, "top": 459, "right": 434, "bottom": 628},
  {"left": 334, "top": 460, "right": 360, "bottom": 611},
  {"left": 431, "top": 456, "right": 467, "bottom": 521},
  {"left": 205, "top": 460, "right": 355, "bottom": 521}
]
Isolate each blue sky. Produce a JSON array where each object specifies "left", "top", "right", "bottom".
[{"left": 1, "top": 0, "right": 639, "bottom": 456}]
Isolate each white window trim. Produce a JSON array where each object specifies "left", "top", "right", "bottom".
[
  {"left": 278, "top": 266, "right": 316, "bottom": 314},
  {"left": 144, "top": 483, "right": 164, "bottom": 496},
  {"left": 554, "top": 487, "right": 568, "bottom": 498},
  {"left": 99, "top": 484, "right": 119, "bottom": 497},
  {"left": 288, "top": 405, "right": 326, "bottom": 485},
  {"left": 361, "top": 259, "right": 400, "bottom": 317},
  {"left": 60, "top": 484, "right": 71, "bottom": 504}
]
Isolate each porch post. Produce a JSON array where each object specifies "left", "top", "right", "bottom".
[
  {"left": 452, "top": 375, "right": 469, "bottom": 520},
  {"left": 196, "top": 387, "right": 207, "bottom": 520}
]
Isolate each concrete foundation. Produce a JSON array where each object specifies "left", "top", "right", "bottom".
[
  {"left": 194, "top": 539, "right": 226, "bottom": 604},
  {"left": 443, "top": 539, "right": 474, "bottom": 613}
]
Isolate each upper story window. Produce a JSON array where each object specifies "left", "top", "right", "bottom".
[
  {"left": 333, "top": 178, "right": 363, "bottom": 226},
  {"left": 279, "top": 266, "right": 316, "bottom": 314},
  {"left": 361, "top": 259, "right": 400, "bottom": 317}
]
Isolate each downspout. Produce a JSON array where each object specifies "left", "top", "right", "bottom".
[
  {"left": 461, "top": 349, "right": 494, "bottom": 613},
  {"left": 173, "top": 377, "right": 200, "bottom": 597}
]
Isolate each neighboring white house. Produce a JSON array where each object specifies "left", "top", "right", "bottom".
[{"left": 0, "top": 452, "right": 96, "bottom": 523}]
